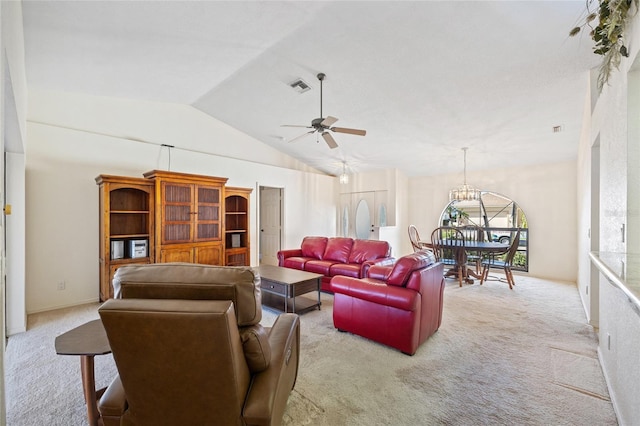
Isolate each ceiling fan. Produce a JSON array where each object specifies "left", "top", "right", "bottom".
[{"left": 282, "top": 73, "right": 366, "bottom": 149}]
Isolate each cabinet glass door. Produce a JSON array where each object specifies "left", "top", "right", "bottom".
[
  {"left": 162, "top": 183, "right": 192, "bottom": 243},
  {"left": 195, "top": 186, "right": 220, "bottom": 241}
]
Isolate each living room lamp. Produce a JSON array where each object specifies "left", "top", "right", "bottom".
[
  {"left": 339, "top": 161, "right": 349, "bottom": 184},
  {"left": 449, "top": 147, "right": 480, "bottom": 202}
]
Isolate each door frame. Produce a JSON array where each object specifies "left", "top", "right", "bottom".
[{"left": 258, "top": 186, "right": 283, "bottom": 266}]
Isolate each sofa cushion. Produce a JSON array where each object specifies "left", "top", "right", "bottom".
[
  {"left": 323, "top": 237, "right": 354, "bottom": 263},
  {"left": 305, "top": 260, "right": 338, "bottom": 275},
  {"left": 301, "top": 237, "right": 329, "bottom": 260},
  {"left": 329, "top": 263, "right": 361, "bottom": 278},
  {"left": 386, "top": 251, "right": 436, "bottom": 287},
  {"left": 348, "top": 239, "right": 390, "bottom": 264},
  {"left": 239, "top": 325, "right": 271, "bottom": 373},
  {"left": 282, "top": 257, "right": 311, "bottom": 270},
  {"left": 112, "top": 262, "right": 262, "bottom": 326}
]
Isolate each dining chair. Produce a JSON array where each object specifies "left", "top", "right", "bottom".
[
  {"left": 430, "top": 226, "right": 465, "bottom": 286},
  {"left": 480, "top": 229, "right": 520, "bottom": 289},
  {"left": 457, "top": 225, "right": 484, "bottom": 274},
  {"left": 408, "top": 224, "right": 433, "bottom": 253}
]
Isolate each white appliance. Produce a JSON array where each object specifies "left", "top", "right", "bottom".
[
  {"left": 111, "top": 241, "right": 124, "bottom": 260},
  {"left": 128, "top": 239, "right": 148, "bottom": 258}
]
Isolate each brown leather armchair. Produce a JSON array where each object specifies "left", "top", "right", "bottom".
[{"left": 98, "top": 263, "right": 300, "bottom": 426}]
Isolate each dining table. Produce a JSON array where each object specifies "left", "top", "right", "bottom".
[{"left": 441, "top": 240, "right": 510, "bottom": 284}]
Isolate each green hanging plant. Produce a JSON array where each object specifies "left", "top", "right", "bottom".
[{"left": 570, "top": 0, "right": 639, "bottom": 91}]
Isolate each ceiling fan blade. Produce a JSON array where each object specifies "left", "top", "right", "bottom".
[
  {"left": 321, "top": 116, "right": 339, "bottom": 127},
  {"left": 322, "top": 132, "right": 338, "bottom": 149},
  {"left": 281, "top": 124, "right": 313, "bottom": 129},
  {"left": 330, "top": 127, "right": 367, "bottom": 136},
  {"left": 288, "top": 130, "right": 315, "bottom": 143}
]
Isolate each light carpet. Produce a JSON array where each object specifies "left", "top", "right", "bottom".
[{"left": 6, "top": 276, "right": 617, "bottom": 425}]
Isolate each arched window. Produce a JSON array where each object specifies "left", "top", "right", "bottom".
[{"left": 440, "top": 191, "right": 529, "bottom": 271}]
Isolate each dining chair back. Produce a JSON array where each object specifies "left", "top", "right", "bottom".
[
  {"left": 430, "top": 226, "right": 465, "bottom": 286},
  {"left": 480, "top": 229, "right": 521, "bottom": 289},
  {"left": 408, "top": 225, "right": 433, "bottom": 253},
  {"left": 457, "top": 225, "right": 484, "bottom": 273}
]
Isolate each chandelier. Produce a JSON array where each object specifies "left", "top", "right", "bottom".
[
  {"left": 339, "top": 161, "right": 349, "bottom": 184},
  {"left": 449, "top": 147, "right": 480, "bottom": 202}
]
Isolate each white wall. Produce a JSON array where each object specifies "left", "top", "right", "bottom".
[
  {"left": 26, "top": 90, "right": 336, "bottom": 313},
  {"left": 409, "top": 161, "right": 578, "bottom": 282},
  {"left": 1, "top": 1, "right": 28, "bottom": 424},
  {"left": 6, "top": 152, "right": 25, "bottom": 335},
  {"left": 576, "top": 11, "right": 640, "bottom": 426}
]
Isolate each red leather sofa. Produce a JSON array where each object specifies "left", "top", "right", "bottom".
[
  {"left": 277, "top": 236, "right": 394, "bottom": 292},
  {"left": 330, "top": 251, "right": 445, "bottom": 355}
]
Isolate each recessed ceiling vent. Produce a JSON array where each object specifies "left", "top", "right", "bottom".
[
  {"left": 552, "top": 125, "right": 563, "bottom": 133},
  {"left": 289, "top": 78, "right": 311, "bottom": 93}
]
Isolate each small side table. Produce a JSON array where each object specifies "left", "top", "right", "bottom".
[{"left": 55, "top": 319, "right": 111, "bottom": 426}]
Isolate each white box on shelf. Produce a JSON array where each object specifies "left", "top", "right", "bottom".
[
  {"left": 111, "top": 240, "right": 124, "bottom": 259},
  {"left": 128, "top": 239, "right": 148, "bottom": 258}
]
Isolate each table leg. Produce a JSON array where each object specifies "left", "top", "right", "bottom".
[{"left": 80, "top": 355, "right": 100, "bottom": 426}]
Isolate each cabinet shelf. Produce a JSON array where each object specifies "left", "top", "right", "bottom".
[
  {"left": 109, "top": 257, "right": 151, "bottom": 265},
  {"left": 96, "top": 175, "right": 155, "bottom": 301},
  {"left": 224, "top": 188, "right": 252, "bottom": 266},
  {"left": 111, "top": 210, "right": 149, "bottom": 214},
  {"left": 109, "top": 233, "right": 150, "bottom": 239}
]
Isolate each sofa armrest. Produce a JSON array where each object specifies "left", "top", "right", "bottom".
[
  {"left": 361, "top": 257, "right": 395, "bottom": 277},
  {"left": 366, "top": 264, "right": 393, "bottom": 280},
  {"left": 243, "top": 313, "right": 300, "bottom": 425},
  {"left": 277, "top": 249, "right": 303, "bottom": 266},
  {"left": 98, "top": 375, "right": 127, "bottom": 426}
]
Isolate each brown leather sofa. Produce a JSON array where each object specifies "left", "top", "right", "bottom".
[
  {"left": 278, "top": 236, "right": 395, "bottom": 292},
  {"left": 330, "top": 251, "right": 444, "bottom": 355},
  {"left": 98, "top": 263, "right": 300, "bottom": 426}
]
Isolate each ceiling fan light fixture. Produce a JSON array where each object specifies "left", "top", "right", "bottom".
[
  {"left": 281, "top": 72, "right": 366, "bottom": 149},
  {"left": 449, "top": 147, "right": 481, "bottom": 202}
]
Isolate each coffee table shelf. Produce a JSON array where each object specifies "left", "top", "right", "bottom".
[{"left": 257, "top": 265, "right": 322, "bottom": 314}]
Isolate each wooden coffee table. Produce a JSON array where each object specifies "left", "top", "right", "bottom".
[
  {"left": 55, "top": 319, "right": 111, "bottom": 426},
  {"left": 258, "top": 265, "right": 322, "bottom": 314}
]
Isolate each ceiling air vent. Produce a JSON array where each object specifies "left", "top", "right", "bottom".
[{"left": 289, "top": 78, "right": 311, "bottom": 93}]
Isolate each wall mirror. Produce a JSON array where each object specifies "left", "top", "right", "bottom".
[{"left": 440, "top": 191, "right": 529, "bottom": 271}]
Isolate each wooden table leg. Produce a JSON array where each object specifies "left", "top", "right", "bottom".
[{"left": 80, "top": 355, "right": 100, "bottom": 426}]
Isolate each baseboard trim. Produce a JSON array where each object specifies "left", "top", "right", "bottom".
[
  {"left": 27, "top": 298, "right": 100, "bottom": 315},
  {"left": 597, "top": 347, "right": 622, "bottom": 425}
]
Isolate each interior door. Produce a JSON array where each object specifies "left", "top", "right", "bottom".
[
  {"left": 260, "top": 187, "right": 282, "bottom": 266},
  {"left": 354, "top": 191, "right": 376, "bottom": 240}
]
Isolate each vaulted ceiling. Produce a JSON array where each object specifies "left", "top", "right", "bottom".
[{"left": 22, "top": 1, "right": 600, "bottom": 177}]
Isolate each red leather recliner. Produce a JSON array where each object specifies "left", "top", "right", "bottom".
[{"left": 330, "top": 251, "right": 445, "bottom": 355}]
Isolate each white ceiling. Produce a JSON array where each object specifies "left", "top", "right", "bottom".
[{"left": 22, "top": 1, "right": 600, "bottom": 177}]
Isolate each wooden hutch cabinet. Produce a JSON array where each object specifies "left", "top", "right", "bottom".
[
  {"left": 224, "top": 187, "right": 252, "bottom": 266},
  {"left": 143, "top": 170, "right": 228, "bottom": 266},
  {"left": 97, "top": 170, "right": 252, "bottom": 299},
  {"left": 96, "top": 175, "right": 155, "bottom": 301}
]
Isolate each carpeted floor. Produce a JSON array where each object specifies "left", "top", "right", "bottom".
[{"left": 5, "top": 275, "right": 617, "bottom": 425}]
